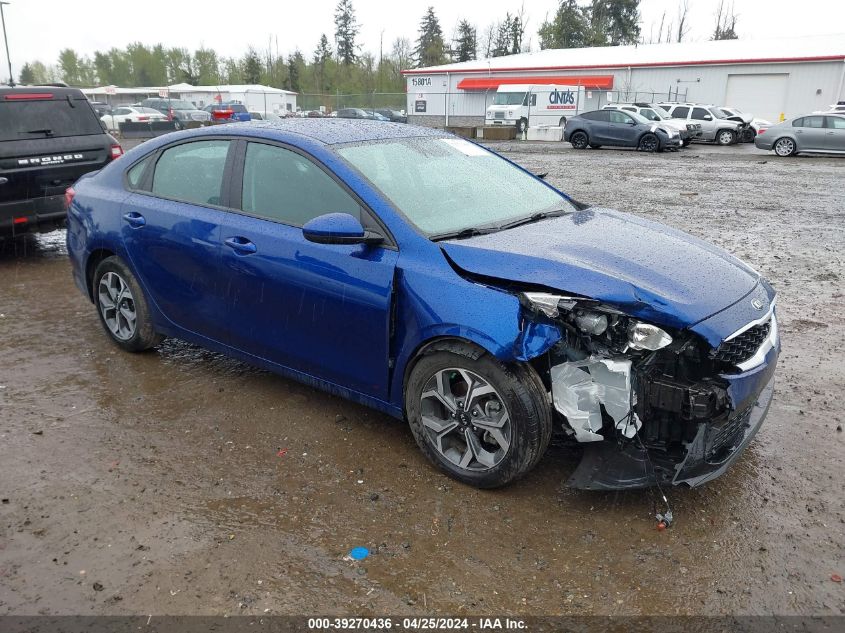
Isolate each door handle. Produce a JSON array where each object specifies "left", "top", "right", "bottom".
[
  {"left": 122, "top": 211, "right": 146, "bottom": 228},
  {"left": 224, "top": 236, "right": 257, "bottom": 254},
  {"left": 825, "top": 131, "right": 835, "bottom": 135}
]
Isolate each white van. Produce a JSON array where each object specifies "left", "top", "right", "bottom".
[{"left": 485, "top": 84, "right": 585, "bottom": 133}]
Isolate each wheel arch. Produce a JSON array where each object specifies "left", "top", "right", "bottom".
[{"left": 85, "top": 248, "right": 117, "bottom": 301}]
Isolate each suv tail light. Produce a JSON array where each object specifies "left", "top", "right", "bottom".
[
  {"left": 110, "top": 144, "right": 124, "bottom": 160},
  {"left": 64, "top": 186, "right": 76, "bottom": 210}
]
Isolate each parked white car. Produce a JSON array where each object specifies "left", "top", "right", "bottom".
[{"left": 100, "top": 106, "right": 166, "bottom": 132}]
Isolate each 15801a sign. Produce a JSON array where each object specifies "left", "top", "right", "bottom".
[{"left": 411, "top": 77, "right": 432, "bottom": 87}]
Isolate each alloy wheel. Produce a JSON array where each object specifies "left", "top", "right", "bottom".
[
  {"left": 419, "top": 368, "right": 511, "bottom": 472},
  {"left": 98, "top": 271, "right": 137, "bottom": 341},
  {"left": 718, "top": 130, "right": 735, "bottom": 145},
  {"left": 775, "top": 138, "right": 795, "bottom": 156},
  {"left": 639, "top": 134, "right": 658, "bottom": 152},
  {"left": 571, "top": 132, "right": 588, "bottom": 149}
]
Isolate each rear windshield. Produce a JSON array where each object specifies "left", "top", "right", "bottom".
[{"left": 0, "top": 98, "right": 104, "bottom": 141}]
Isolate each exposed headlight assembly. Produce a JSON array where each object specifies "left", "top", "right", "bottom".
[
  {"left": 520, "top": 292, "right": 578, "bottom": 318},
  {"left": 628, "top": 322, "right": 673, "bottom": 350}
]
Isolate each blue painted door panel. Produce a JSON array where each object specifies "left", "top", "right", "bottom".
[
  {"left": 120, "top": 192, "right": 228, "bottom": 342},
  {"left": 219, "top": 213, "right": 398, "bottom": 400}
]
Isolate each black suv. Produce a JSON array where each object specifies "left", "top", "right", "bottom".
[{"left": 0, "top": 87, "right": 123, "bottom": 237}]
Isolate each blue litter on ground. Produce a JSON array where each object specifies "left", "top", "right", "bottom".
[{"left": 349, "top": 547, "right": 369, "bottom": 561}]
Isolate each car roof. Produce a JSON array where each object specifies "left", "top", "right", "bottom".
[{"left": 192, "top": 118, "right": 448, "bottom": 146}]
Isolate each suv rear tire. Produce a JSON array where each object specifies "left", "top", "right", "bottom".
[
  {"left": 570, "top": 131, "right": 589, "bottom": 149},
  {"left": 405, "top": 343, "right": 552, "bottom": 489}
]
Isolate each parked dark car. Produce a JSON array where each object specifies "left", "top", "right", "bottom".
[
  {"left": 373, "top": 109, "right": 407, "bottom": 123},
  {"left": 203, "top": 102, "right": 251, "bottom": 122},
  {"left": 66, "top": 120, "right": 778, "bottom": 490},
  {"left": 564, "top": 109, "right": 682, "bottom": 151},
  {"left": 0, "top": 86, "right": 123, "bottom": 237},
  {"left": 335, "top": 108, "right": 368, "bottom": 119},
  {"left": 563, "top": 110, "right": 682, "bottom": 152},
  {"left": 139, "top": 98, "right": 211, "bottom": 129}
]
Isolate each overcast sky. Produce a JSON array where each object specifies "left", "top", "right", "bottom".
[{"left": 2, "top": 0, "right": 843, "bottom": 79}]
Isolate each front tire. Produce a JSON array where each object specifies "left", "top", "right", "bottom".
[
  {"left": 773, "top": 137, "right": 797, "bottom": 157},
  {"left": 93, "top": 256, "right": 163, "bottom": 352},
  {"left": 638, "top": 133, "right": 659, "bottom": 152},
  {"left": 570, "top": 131, "right": 589, "bottom": 149},
  {"left": 405, "top": 343, "right": 552, "bottom": 489},
  {"left": 717, "top": 129, "right": 736, "bottom": 145}
]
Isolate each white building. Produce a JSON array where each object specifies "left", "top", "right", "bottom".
[
  {"left": 82, "top": 83, "right": 297, "bottom": 113},
  {"left": 403, "top": 34, "right": 845, "bottom": 126}
]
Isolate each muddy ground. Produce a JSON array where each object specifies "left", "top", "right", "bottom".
[{"left": 1, "top": 142, "right": 843, "bottom": 617}]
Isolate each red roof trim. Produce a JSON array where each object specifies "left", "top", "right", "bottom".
[
  {"left": 457, "top": 75, "right": 614, "bottom": 90},
  {"left": 402, "top": 54, "right": 845, "bottom": 75}
]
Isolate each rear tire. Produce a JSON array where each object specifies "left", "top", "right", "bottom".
[
  {"left": 741, "top": 128, "right": 756, "bottom": 143},
  {"left": 93, "top": 256, "right": 164, "bottom": 352},
  {"left": 717, "top": 129, "right": 736, "bottom": 145},
  {"left": 405, "top": 343, "right": 552, "bottom": 489},
  {"left": 773, "top": 137, "right": 797, "bottom": 157},
  {"left": 570, "top": 131, "right": 589, "bottom": 149}
]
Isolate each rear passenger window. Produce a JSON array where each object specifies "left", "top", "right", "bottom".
[
  {"left": 126, "top": 156, "right": 151, "bottom": 190},
  {"left": 672, "top": 106, "right": 690, "bottom": 118},
  {"left": 152, "top": 140, "right": 230, "bottom": 206},
  {"left": 792, "top": 118, "right": 804, "bottom": 127},
  {"left": 241, "top": 142, "right": 360, "bottom": 226}
]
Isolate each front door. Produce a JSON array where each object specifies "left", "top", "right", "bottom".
[
  {"left": 120, "top": 139, "right": 233, "bottom": 343},
  {"left": 220, "top": 141, "right": 398, "bottom": 400}
]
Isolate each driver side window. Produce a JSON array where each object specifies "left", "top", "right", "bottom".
[
  {"left": 241, "top": 142, "right": 361, "bottom": 226},
  {"left": 609, "top": 110, "right": 633, "bottom": 124}
]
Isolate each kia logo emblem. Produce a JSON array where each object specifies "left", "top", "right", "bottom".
[{"left": 751, "top": 298, "right": 764, "bottom": 310}]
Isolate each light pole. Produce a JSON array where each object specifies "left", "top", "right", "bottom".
[{"left": 0, "top": 1, "right": 12, "bottom": 86}]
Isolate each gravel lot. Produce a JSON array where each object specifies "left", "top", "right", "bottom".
[{"left": 0, "top": 140, "right": 843, "bottom": 617}]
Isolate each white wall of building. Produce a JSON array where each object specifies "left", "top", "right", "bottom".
[{"left": 407, "top": 58, "right": 845, "bottom": 124}]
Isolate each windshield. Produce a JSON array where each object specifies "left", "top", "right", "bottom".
[
  {"left": 641, "top": 107, "right": 668, "bottom": 121},
  {"left": 492, "top": 92, "right": 527, "bottom": 106},
  {"left": 0, "top": 98, "right": 104, "bottom": 141},
  {"left": 337, "top": 137, "right": 571, "bottom": 237},
  {"left": 709, "top": 107, "right": 727, "bottom": 119}
]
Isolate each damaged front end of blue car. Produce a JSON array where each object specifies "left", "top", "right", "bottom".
[{"left": 514, "top": 281, "right": 779, "bottom": 490}]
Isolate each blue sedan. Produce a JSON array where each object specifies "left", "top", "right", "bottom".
[{"left": 66, "top": 120, "right": 779, "bottom": 490}]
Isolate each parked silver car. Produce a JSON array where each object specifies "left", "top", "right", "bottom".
[
  {"left": 657, "top": 103, "right": 745, "bottom": 145},
  {"left": 755, "top": 114, "right": 845, "bottom": 156}
]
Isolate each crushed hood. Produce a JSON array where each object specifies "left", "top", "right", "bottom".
[{"left": 441, "top": 207, "right": 759, "bottom": 330}]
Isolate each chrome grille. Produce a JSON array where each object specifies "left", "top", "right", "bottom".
[{"left": 712, "top": 320, "right": 771, "bottom": 366}]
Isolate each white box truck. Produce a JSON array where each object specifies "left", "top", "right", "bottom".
[{"left": 485, "top": 84, "right": 586, "bottom": 133}]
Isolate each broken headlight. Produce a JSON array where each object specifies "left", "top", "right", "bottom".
[
  {"left": 520, "top": 292, "right": 578, "bottom": 318},
  {"left": 628, "top": 322, "right": 673, "bottom": 350}
]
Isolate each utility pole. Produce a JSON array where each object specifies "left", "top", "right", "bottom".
[{"left": 0, "top": 2, "right": 13, "bottom": 86}]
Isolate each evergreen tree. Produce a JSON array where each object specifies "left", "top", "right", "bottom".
[
  {"left": 587, "top": 0, "right": 641, "bottom": 46},
  {"left": 19, "top": 62, "right": 35, "bottom": 84},
  {"left": 492, "top": 15, "right": 512, "bottom": 57},
  {"left": 334, "top": 0, "right": 359, "bottom": 65},
  {"left": 414, "top": 7, "right": 448, "bottom": 68},
  {"left": 509, "top": 15, "right": 525, "bottom": 54},
  {"left": 313, "top": 34, "right": 333, "bottom": 93},
  {"left": 452, "top": 20, "right": 477, "bottom": 62},
  {"left": 242, "top": 48, "right": 263, "bottom": 84},
  {"left": 287, "top": 51, "right": 305, "bottom": 92},
  {"left": 539, "top": 0, "right": 588, "bottom": 49},
  {"left": 194, "top": 47, "right": 221, "bottom": 85}
]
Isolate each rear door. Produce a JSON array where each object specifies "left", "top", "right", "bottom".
[
  {"left": 824, "top": 116, "right": 845, "bottom": 151},
  {"left": 794, "top": 115, "right": 827, "bottom": 151},
  {"left": 120, "top": 139, "right": 233, "bottom": 343}
]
